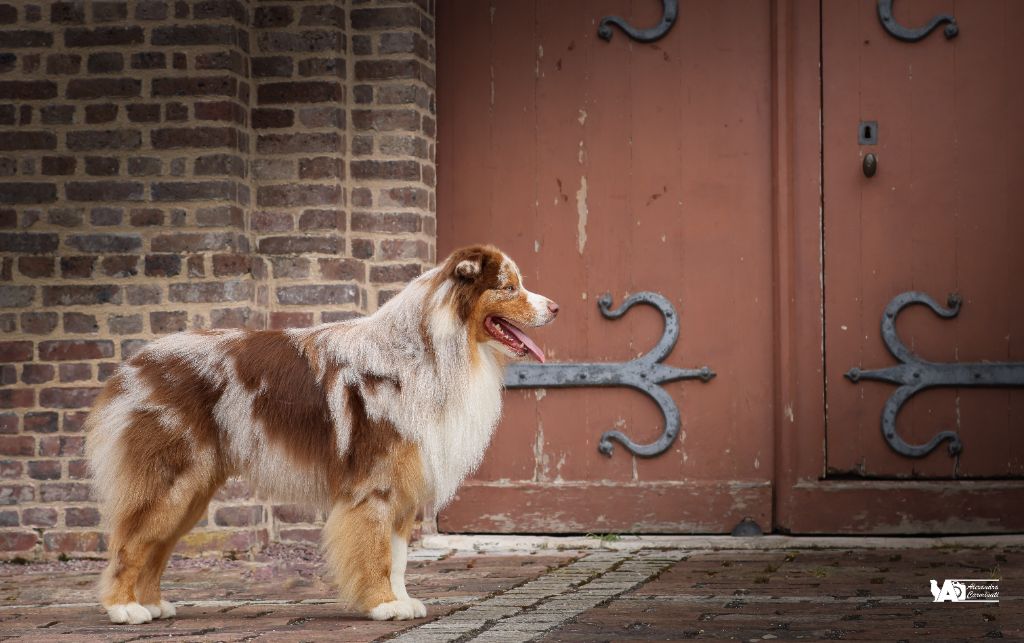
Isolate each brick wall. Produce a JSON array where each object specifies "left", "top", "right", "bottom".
[{"left": 0, "top": 0, "right": 436, "bottom": 559}]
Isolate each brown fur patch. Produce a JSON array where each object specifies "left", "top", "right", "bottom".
[
  {"left": 225, "top": 330, "right": 346, "bottom": 496},
  {"left": 432, "top": 245, "right": 505, "bottom": 323}
]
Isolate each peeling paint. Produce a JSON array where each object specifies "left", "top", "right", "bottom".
[
  {"left": 575, "top": 175, "right": 588, "bottom": 254},
  {"left": 784, "top": 404, "right": 795, "bottom": 423},
  {"left": 533, "top": 388, "right": 546, "bottom": 401},
  {"left": 534, "top": 240, "right": 540, "bottom": 253},
  {"left": 577, "top": 140, "right": 586, "bottom": 165},
  {"left": 577, "top": 108, "right": 587, "bottom": 125}
]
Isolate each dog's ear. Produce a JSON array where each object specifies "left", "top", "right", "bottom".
[{"left": 455, "top": 256, "right": 482, "bottom": 281}]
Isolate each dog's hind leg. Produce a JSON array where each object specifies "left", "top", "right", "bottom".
[
  {"left": 324, "top": 496, "right": 420, "bottom": 621},
  {"left": 133, "top": 481, "right": 220, "bottom": 620}
]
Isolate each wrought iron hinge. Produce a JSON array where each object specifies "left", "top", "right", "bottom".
[
  {"left": 598, "top": 0, "right": 678, "bottom": 44},
  {"left": 877, "top": 0, "right": 958, "bottom": 43},
  {"left": 505, "top": 291, "right": 714, "bottom": 458},
  {"left": 846, "top": 291, "right": 1024, "bottom": 458}
]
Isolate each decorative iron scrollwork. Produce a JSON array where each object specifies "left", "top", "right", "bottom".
[
  {"left": 598, "top": 0, "right": 678, "bottom": 43},
  {"left": 505, "top": 291, "right": 714, "bottom": 458},
  {"left": 877, "top": 0, "right": 958, "bottom": 43},
  {"left": 846, "top": 291, "right": 1024, "bottom": 458}
]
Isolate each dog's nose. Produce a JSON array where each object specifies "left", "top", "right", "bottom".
[{"left": 547, "top": 301, "right": 559, "bottom": 316}]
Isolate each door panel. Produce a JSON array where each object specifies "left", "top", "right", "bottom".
[
  {"left": 437, "top": 0, "right": 775, "bottom": 532},
  {"left": 823, "top": 0, "right": 1024, "bottom": 478}
]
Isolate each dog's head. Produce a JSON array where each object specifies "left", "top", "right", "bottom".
[{"left": 437, "top": 245, "right": 558, "bottom": 362}]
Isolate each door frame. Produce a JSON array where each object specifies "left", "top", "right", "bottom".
[{"left": 771, "top": 0, "right": 1024, "bottom": 534}]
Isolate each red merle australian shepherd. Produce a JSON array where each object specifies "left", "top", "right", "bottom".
[{"left": 85, "top": 245, "right": 558, "bottom": 624}]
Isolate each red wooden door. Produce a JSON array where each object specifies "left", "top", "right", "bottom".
[
  {"left": 436, "top": 0, "right": 775, "bottom": 533},
  {"left": 823, "top": 0, "right": 1024, "bottom": 479}
]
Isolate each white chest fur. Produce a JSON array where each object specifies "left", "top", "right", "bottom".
[{"left": 417, "top": 350, "right": 504, "bottom": 511}]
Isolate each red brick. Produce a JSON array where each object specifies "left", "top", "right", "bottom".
[
  {"left": 41, "top": 156, "right": 76, "bottom": 176},
  {"left": 145, "top": 254, "right": 181, "bottom": 277},
  {"left": 28, "top": 460, "right": 61, "bottom": 480},
  {"left": 297, "top": 57, "right": 344, "bottom": 78},
  {"left": 65, "top": 506, "right": 100, "bottom": 527},
  {"left": 152, "top": 75, "right": 237, "bottom": 98},
  {"left": 60, "top": 255, "right": 95, "bottom": 278},
  {"left": 39, "top": 387, "right": 102, "bottom": 409},
  {"left": 152, "top": 127, "right": 239, "bottom": 150},
  {"left": 269, "top": 312, "right": 314, "bottom": 330},
  {"left": 126, "top": 103, "right": 161, "bottom": 123},
  {"left": 87, "top": 52, "right": 124, "bottom": 73},
  {"left": 350, "top": 160, "right": 420, "bottom": 181},
  {"left": 21, "top": 364, "right": 55, "bottom": 384},
  {"left": 151, "top": 181, "right": 238, "bottom": 202},
  {"left": 351, "top": 7, "right": 422, "bottom": 30},
  {"left": 125, "top": 285, "right": 161, "bottom": 305},
  {"left": 62, "top": 412, "right": 89, "bottom": 433},
  {"left": 93, "top": 1, "right": 127, "bottom": 22},
  {"left": 0, "top": 183, "right": 57, "bottom": 205},
  {"left": 297, "top": 106, "right": 343, "bottom": 128},
  {"left": 0, "top": 436, "right": 35, "bottom": 456},
  {"left": 168, "top": 281, "right": 253, "bottom": 303},
  {"left": 150, "top": 311, "right": 187, "bottom": 333},
  {"left": 20, "top": 312, "right": 56, "bottom": 335},
  {"left": 0, "top": 341, "right": 32, "bottom": 362},
  {"left": 257, "top": 236, "right": 341, "bottom": 255},
  {"left": 195, "top": 50, "right": 245, "bottom": 75},
  {"left": 194, "top": 100, "right": 245, "bottom": 123},
  {"left": 214, "top": 505, "right": 263, "bottom": 527},
  {"left": 24, "top": 412, "right": 58, "bottom": 433},
  {"left": 252, "top": 108, "right": 293, "bottom": 129},
  {"left": 107, "top": 314, "right": 141, "bottom": 334},
  {"left": 131, "top": 51, "right": 166, "bottom": 69},
  {"left": 38, "top": 340, "right": 113, "bottom": 361},
  {"left": 257, "top": 30, "right": 344, "bottom": 53},
  {"left": 151, "top": 24, "right": 241, "bottom": 46},
  {"left": 15, "top": 256, "right": 53, "bottom": 278},
  {"left": 0, "top": 30, "right": 52, "bottom": 47},
  {"left": 38, "top": 435, "right": 85, "bottom": 457},
  {"left": 0, "top": 232, "right": 58, "bottom": 254},
  {"left": 381, "top": 239, "right": 429, "bottom": 260},
  {"left": 252, "top": 56, "right": 293, "bottom": 78},
  {"left": 152, "top": 232, "right": 238, "bottom": 253},
  {"left": 43, "top": 531, "right": 106, "bottom": 553},
  {"left": 0, "top": 531, "right": 38, "bottom": 551},
  {"left": 51, "top": 1, "right": 85, "bottom": 23},
  {"left": 254, "top": 5, "right": 293, "bottom": 28},
  {"left": 355, "top": 59, "right": 428, "bottom": 82},
  {"left": 257, "top": 81, "right": 342, "bottom": 105},
  {"left": 352, "top": 238, "right": 374, "bottom": 259},
  {"left": 195, "top": 155, "right": 245, "bottom": 178},
  {"left": 0, "top": 131, "right": 56, "bottom": 150},
  {"left": 257, "top": 185, "right": 341, "bottom": 208},
  {"left": 66, "top": 78, "right": 140, "bottom": 99},
  {"left": 299, "top": 157, "right": 344, "bottom": 180},
  {"left": 0, "top": 389, "right": 34, "bottom": 409},
  {"left": 63, "top": 312, "right": 99, "bottom": 333},
  {"left": 272, "top": 503, "right": 318, "bottom": 523},
  {"left": 256, "top": 133, "right": 341, "bottom": 155},
  {"left": 67, "top": 234, "right": 141, "bottom": 253},
  {"left": 277, "top": 284, "right": 357, "bottom": 306},
  {"left": 210, "top": 307, "right": 261, "bottom": 329},
  {"left": 0, "top": 80, "right": 57, "bottom": 100},
  {"left": 67, "top": 130, "right": 141, "bottom": 151},
  {"left": 0, "top": 460, "right": 21, "bottom": 478},
  {"left": 100, "top": 255, "right": 138, "bottom": 278},
  {"left": 319, "top": 258, "right": 364, "bottom": 282},
  {"left": 351, "top": 211, "right": 421, "bottom": 233},
  {"left": 370, "top": 263, "right": 421, "bottom": 284},
  {"left": 352, "top": 109, "right": 419, "bottom": 132}
]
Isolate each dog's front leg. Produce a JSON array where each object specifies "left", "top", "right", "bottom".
[
  {"left": 324, "top": 498, "right": 421, "bottom": 620},
  {"left": 389, "top": 531, "right": 426, "bottom": 618}
]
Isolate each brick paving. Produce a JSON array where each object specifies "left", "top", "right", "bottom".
[{"left": 0, "top": 539, "right": 1021, "bottom": 641}]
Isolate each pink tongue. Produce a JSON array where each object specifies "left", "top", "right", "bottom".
[{"left": 497, "top": 318, "right": 545, "bottom": 363}]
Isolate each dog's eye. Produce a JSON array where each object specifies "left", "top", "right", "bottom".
[{"left": 504, "top": 285, "right": 516, "bottom": 292}]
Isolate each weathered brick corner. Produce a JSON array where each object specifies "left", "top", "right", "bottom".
[{"left": 0, "top": 0, "right": 436, "bottom": 559}]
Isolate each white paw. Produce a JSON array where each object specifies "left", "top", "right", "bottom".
[
  {"left": 157, "top": 600, "right": 176, "bottom": 618},
  {"left": 405, "top": 597, "right": 427, "bottom": 618},
  {"left": 107, "top": 602, "right": 153, "bottom": 624},
  {"left": 142, "top": 600, "right": 176, "bottom": 619},
  {"left": 368, "top": 599, "right": 417, "bottom": 621}
]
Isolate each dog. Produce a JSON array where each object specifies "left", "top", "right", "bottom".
[{"left": 84, "top": 244, "right": 558, "bottom": 624}]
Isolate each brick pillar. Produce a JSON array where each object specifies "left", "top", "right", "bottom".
[
  {"left": 349, "top": 0, "right": 436, "bottom": 309},
  {"left": 0, "top": 0, "right": 437, "bottom": 559}
]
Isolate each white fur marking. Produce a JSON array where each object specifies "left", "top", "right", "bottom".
[
  {"left": 107, "top": 602, "right": 153, "bottom": 624},
  {"left": 369, "top": 599, "right": 417, "bottom": 621}
]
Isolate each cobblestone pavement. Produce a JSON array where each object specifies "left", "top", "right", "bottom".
[{"left": 0, "top": 538, "right": 1021, "bottom": 641}]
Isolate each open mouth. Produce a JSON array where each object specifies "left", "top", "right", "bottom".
[{"left": 484, "top": 316, "right": 545, "bottom": 363}]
